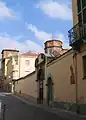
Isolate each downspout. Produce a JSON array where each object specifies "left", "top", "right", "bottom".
[{"left": 73, "top": 51, "right": 80, "bottom": 114}]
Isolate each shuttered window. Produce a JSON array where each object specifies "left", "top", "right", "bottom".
[
  {"left": 83, "top": 8, "right": 86, "bottom": 23},
  {"left": 77, "top": 0, "right": 81, "bottom": 13},
  {"left": 82, "top": 0, "right": 86, "bottom": 8},
  {"left": 83, "top": 55, "right": 86, "bottom": 78},
  {"left": 77, "top": 0, "right": 86, "bottom": 24}
]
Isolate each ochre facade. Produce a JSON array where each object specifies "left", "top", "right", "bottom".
[
  {"left": 15, "top": 44, "right": 86, "bottom": 104},
  {"left": 47, "top": 50, "right": 75, "bottom": 102},
  {"left": 47, "top": 44, "right": 86, "bottom": 104},
  {"left": 15, "top": 71, "right": 37, "bottom": 100}
]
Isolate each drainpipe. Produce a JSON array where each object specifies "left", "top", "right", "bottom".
[{"left": 73, "top": 52, "right": 80, "bottom": 114}]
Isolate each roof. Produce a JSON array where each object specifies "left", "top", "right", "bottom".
[
  {"left": 54, "top": 49, "right": 68, "bottom": 55},
  {"left": 21, "top": 52, "right": 39, "bottom": 56},
  {"left": 44, "top": 39, "right": 63, "bottom": 44},
  {"left": 1, "top": 49, "right": 19, "bottom": 54},
  {"left": 47, "top": 48, "right": 72, "bottom": 65}
]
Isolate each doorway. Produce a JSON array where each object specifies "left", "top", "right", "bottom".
[
  {"left": 47, "top": 76, "right": 53, "bottom": 105},
  {"left": 38, "top": 68, "right": 44, "bottom": 104},
  {"left": 39, "top": 80, "right": 43, "bottom": 104}
]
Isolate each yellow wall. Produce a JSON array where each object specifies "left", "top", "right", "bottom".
[
  {"left": 47, "top": 50, "right": 76, "bottom": 102},
  {"left": 15, "top": 71, "right": 37, "bottom": 99},
  {"left": 77, "top": 45, "right": 86, "bottom": 103},
  {"left": 14, "top": 45, "right": 86, "bottom": 104},
  {"left": 47, "top": 45, "right": 86, "bottom": 103}
]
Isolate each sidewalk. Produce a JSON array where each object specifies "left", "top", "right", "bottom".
[{"left": 12, "top": 94, "right": 86, "bottom": 120}]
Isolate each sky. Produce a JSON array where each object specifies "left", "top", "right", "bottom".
[{"left": 0, "top": 0, "right": 72, "bottom": 54}]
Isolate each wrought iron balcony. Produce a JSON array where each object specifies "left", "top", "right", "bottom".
[{"left": 68, "top": 22, "right": 86, "bottom": 46}]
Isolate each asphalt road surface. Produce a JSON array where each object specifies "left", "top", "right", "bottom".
[{"left": 0, "top": 93, "right": 69, "bottom": 120}]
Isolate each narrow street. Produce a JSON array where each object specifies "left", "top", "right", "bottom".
[{"left": 0, "top": 93, "right": 68, "bottom": 120}]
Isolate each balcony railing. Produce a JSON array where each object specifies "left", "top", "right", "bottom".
[{"left": 68, "top": 22, "right": 86, "bottom": 46}]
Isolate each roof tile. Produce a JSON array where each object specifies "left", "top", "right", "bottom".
[{"left": 21, "top": 52, "right": 39, "bottom": 56}]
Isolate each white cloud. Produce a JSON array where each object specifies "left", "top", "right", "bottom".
[
  {"left": 0, "top": 1, "right": 16, "bottom": 19},
  {"left": 55, "top": 33, "right": 66, "bottom": 42},
  {"left": 0, "top": 33, "right": 44, "bottom": 55},
  {"left": 36, "top": 0, "right": 72, "bottom": 20},
  {"left": 54, "top": 32, "right": 71, "bottom": 49},
  {"left": 27, "top": 24, "right": 52, "bottom": 41},
  {"left": 27, "top": 23, "right": 70, "bottom": 49}
]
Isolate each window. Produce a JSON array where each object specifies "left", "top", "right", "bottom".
[
  {"left": 41, "top": 54, "right": 44, "bottom": 59},
  {"left": 77, "top": 0, "right": 86, "bottom": 24},
  {"left": 82, "top": 0, "right": 86, "bottom": 8},
  {"left": 78, "top": 13, "right": 82, "bottom": 23},
  {"left": 77, "top": 0, "right": 81, "bottom": 13},
  {"left": 70, "top": 65, "right": 75, "bottom": 84},
  {"left": 83, "top": 55, "right": 86, "bottom": 78},
  {"left": 15, "top": 60, "right": 18, "bottom": 65},
  {"left": 14, "top": 56, "right": 18, "bottom": 65},
  {"left": 83, "top": 8, "right": 86, "bottom": 23},
  {"left": 25, "top": 60, "right": 30, "bottom": 65},
  {"left": 45, "top": 49, "right": 47, "bottom": 53},
  {"left": 13, "top": 70, "right": 18, "bottom": 76},
  {"left": 17, "top": 81, "right": 18, "bottom": 84},
  {"left": 77, "top": 0, "right": 86, "bottom": 12}
]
